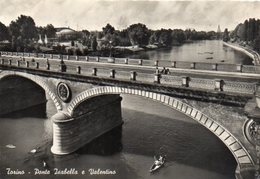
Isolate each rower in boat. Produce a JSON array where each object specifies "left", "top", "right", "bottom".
[{"left": 150, "top": 155, "right": 166, "bottom": 173}]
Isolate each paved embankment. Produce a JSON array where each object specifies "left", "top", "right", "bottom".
[{"left": 223, "top": 41, "right": 260, "bottom": 65}]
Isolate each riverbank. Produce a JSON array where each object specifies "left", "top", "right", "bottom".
[{"left": 223, "top": 41, "right": 260, "bottom": 65}]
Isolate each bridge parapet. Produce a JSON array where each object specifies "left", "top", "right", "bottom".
[
  {"left": 3, "top": 51, "right": 260, "bottom": 74},
  {"left": 0, "top": 57, "right": 257, "bottom": 98}
]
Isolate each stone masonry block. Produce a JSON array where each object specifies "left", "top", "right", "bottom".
[
  {"left": 195, "top": 111, "right": 202, "bottom": 121},
  {"left": 190, "top": 109, "right": 198, "bottom": 118},
  {"left": 234, "top": 149, "right": 247, "bottom": 157},
  {"left": 219, "top": 131, "right": 230, "bottom": 141},
  {"left": 225, "top": 136, "right": 236, "bottom": 146},
  {"left": 215, "top": 126, "right": 224, "bottom": 136},
  {"left": 230, "top": 142, "right": 241, "bottom": 151},
  {"left": 173, "top": 100, "right": 178, "bottom": 108}
]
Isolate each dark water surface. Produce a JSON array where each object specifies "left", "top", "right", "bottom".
[{"left": 0, "top": 95, "right": 236, "bottom": 179}]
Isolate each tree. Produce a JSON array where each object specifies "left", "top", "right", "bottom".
[
  {"left": 253, "top": 37, "right": 260, "bottom": 52},
  {"left": 0, "top": 21, "right": 9, "bottom": 41},
  {"left": 9, "top": 15, "right": 37, "bottom": 51},
  {"left": 9, "top": 15, "right": 37, "bottom": 40},
  {"left": 127, "top": 23, "right": 150, "bottom": 46},
  {"left": 91, "top": 36, "right": 97, "bottom": 51},
  {"left": 244, "top": 20, "right": 249, "bottom": 42},
  {"left": 171, "top": 29, "right": 186, "bottom": 44},
  {"left": 158, "top": 29, "right": 172, "bottom": 46},
  {"left": 223, "top": 28, "right": 230, "bottom": 42},
  {"left": 44, "top": 24, "right": 56, "bottom": 38},
  {"left": 102, "top": 23, "right": 115, "bottom": 35},
  {"left": 117, "top": 29, "right": 131, "bottom": 46},
  {"left": 149, "top": 30, "right": 160, "bottom": 44}
]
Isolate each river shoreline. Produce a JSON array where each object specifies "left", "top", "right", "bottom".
[{"left": 223, "top": 41, "right": 260, "bottom": 65}]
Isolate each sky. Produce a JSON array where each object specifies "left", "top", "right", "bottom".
[{"left": 0, "top": 0, "right": 260, "bottom": 32}]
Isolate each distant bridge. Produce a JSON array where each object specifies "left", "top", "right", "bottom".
[{"left": 0, "top": 51, "right": 260, "bottom": 179}]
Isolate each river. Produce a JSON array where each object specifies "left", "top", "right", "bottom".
[
  {"left": 0, "top": 95, "right": 236, "bottom": 179},
  {"left": 128, "top": 40, "right": 253, "bottom": 65},
  {"left": 0, "top": 40, "right": 245, "bottom": 179}
]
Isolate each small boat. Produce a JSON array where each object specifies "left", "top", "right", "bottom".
[
  {"left": 149, "top": 156, "right": 166, "bottom": 173},
  {"left": 30, "top": 149, "right": 37, "bottom": 154},
  {"left": 6, "top": 144, "right": 16, "bottom": 149}
]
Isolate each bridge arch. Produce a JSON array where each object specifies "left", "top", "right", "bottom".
[
  {"left": 0, "top": 71, "right": 62, "bottom": 111},
  {"left": 67, "top": 86, "right": 254, "bottom": 167}
]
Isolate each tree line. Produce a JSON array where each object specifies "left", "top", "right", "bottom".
[
  {"left": 0, "top": 15, "right": 219, "bottom": 54},
  {"left": 229, "top": 18, "right": 260, "bottom": 52}
]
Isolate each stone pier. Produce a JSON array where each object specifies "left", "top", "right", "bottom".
[{"left": 51, "top": 94, "right": 123, "bottom": 155}]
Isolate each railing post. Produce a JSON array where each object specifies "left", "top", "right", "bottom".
[
  {"left": 172, "top": 61, "right": 176, "bottom": 68},
  {"left": 130, "top": 71, "right": 136, "bottom": 81},
  {"left": 124, "top": 58, "right": 128, "bottom": 64},
  {"left": 50, "top": 54, "right": 53, "bottom": 59},
  {"left": 190, "top": 62, "right": 195, "bottom": 69},
  {"left": 236, "top": 64, "right": 242, "bottom": 72},
  {"left": 85, "top": 56, "right": 89, "bottom": 61},
  {"left": 139, "top": 59, "right": 143, "bottom": 65},
  {"left": 75, "top": 56, "right": 79, "bottom": 61},
  {"left": 92, "top": 68, "right": 97, "bottom": 76},
  {"left": 46, "top": 62, "right": 50, "bottom": 70},
  {"left": 76, "top": 66, "right": 81, "bottom": 74},
  {"left": 35, "top": 62, "right": 39, "bottom": 69},
  {"left": 59, "top": 59, "right": 66, "bottom": 72},
  {"left": 26, "top": 61, "right": 29, "bottom": 68},
  {"left": 8, "top": 59, "right": 12, "bottom": 66},
  {"left": 96, "top": 57, "right": 99, "bottom": 62},
  {"left": 215, "top": 79, "right": 224, "bottom": 91},
  {"left": 154, "top": 60, "right": 158, "bottom": 67},
  {"left": 66, "top": 55, "right": 70, "bottom": 60},
  {"left": 1, "top": 59, "right": 4, "bottom": 65},
  {"left": 17, "top": 60, "right": 20, "bottom": 67},
  {"left": 110, "top": 69, "right": 115, "bottom": 78},
  {"left": 154, "top": 71, "right": 161, "bottom": 84},
  {"left": 212, "top": 64, "right": 218, "bottom": 71},
  {"left": 182, "top": 77, "right": 189, "bottom": 87},
  {"left": 43, "top": 53, "right": 46, "bottom": 58}
]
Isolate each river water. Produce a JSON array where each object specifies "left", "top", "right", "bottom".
[
  {"left": 0, "top": 40, "right": 245, "bottom": 179},
  {"left": 128, "top": 40, "right": 253, "bottom": 65}
]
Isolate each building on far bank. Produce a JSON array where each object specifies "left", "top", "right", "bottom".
[{"left": 55, "top": 27, "right": 80, "bottom": 41}]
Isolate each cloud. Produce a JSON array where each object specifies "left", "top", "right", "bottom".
[{"left": 0, "top": 0, "right": 260, "bottom": 31}]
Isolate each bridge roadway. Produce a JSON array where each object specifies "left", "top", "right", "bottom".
[{"left": 2, "top": 54, "right": 260, "bottom": 82}]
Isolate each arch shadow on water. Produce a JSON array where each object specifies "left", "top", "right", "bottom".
[
  {"left": 0, "top": 76, "right": 47, "bottom": 119},
  {"left": 0, "top": 103, "right": 47, "bottom": 119},
  {"left": 76, "top": 125, "right": 123, "bottom": 155}
]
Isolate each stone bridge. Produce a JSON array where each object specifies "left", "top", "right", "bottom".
[{"left": 1, "top": 52, "right": 260, "bottom": 179}]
